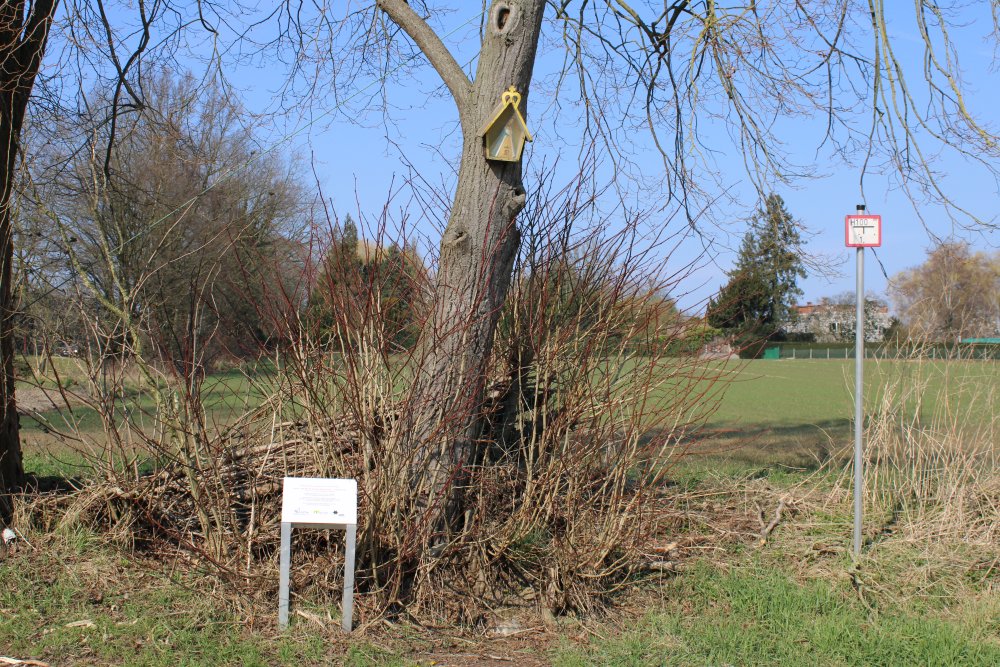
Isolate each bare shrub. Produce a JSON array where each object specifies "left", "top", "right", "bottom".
[
  {"left": 861, "top": 351, "right": 999, "bottom": 547},
  {"left": 234, "top": 176, "right": 723, "bottom": 621},
  {"left": 14, "top": 164, "right": 731, "bottom": 626}
]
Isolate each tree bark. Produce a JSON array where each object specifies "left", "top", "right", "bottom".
[
  {"left": 0, "top": 0, "right": 59, "bottom": 523},
  {"left": 378, "top": 0, "right": 546, "bottom": 534}
]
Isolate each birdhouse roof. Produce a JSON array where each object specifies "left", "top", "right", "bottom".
[{"left": 478, "top": 86, "right": 533, "bottom": 142}]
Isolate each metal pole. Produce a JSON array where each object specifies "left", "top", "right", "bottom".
[
  {"left": 341, "top": 524, "right": 357, "bottom": 632},
  {"left": 278, "top": 521, "right": 292, "bottom": 629},
  {"left": 853, "top": 204, "right": 865, "bottom": 556}
]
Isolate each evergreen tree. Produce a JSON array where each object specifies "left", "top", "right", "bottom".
[
  {"left": 371, "top": 243, "right": 423, "bottom": 350},
  {"left": 707, "top": 194, "right": 806, "bottom": 355},
  {"left": 309, "top": 215, "right": 363, "bottom": 339},
  {"left": 341, "top": 215, "right": 359, "bottom": 259},
  {"left": 309, "top": 215, "right": 424, "bottom": 350}
]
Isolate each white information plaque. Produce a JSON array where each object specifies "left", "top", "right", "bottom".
[
  {"left": 278, "top": 477, "right": 358, "bottom": 632},
  {"left": 281, "top": 477, "right": 357, "bottom": 526}
]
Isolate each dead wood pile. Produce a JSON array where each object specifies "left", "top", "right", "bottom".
[{"left": 31, "top": 415, "right": 366, "bottom": 578}]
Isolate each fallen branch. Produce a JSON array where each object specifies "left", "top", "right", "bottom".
[
  {"left": 757, "top": 498, "right": 787, "bottom": 546},
  {"left": 642, "top": 560, "right": 677, "bottom": 573},
  {"left": 295, "top": 608, "right": 328, "bottom": 629},
  {"left": 649, "top": 541, "right": 678, "bottom": 555}
]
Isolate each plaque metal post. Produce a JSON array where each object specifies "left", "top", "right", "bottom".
[{"left": 277, "top": 478, "right": 358, "bottom": 632}]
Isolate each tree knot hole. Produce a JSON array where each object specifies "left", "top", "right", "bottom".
[
  {"left": 446, "top": 230, "right": 468, "bottom": 247},
  {"left": 491, "top": 3, "right": 516, "bottom": 35}
]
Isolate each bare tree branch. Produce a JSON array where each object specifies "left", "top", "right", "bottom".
[{"left": 375, "top": 0, "right": 472, "bottom": 115}]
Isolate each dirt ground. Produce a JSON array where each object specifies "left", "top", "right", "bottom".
[{"left": 15, "top": 386, "right": 84, "bottom": 414}]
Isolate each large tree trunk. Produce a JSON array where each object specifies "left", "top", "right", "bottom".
[
  {"left": 0, "top": 0, "right": 59, "bottom": 523},
  {"left": 381, "top": 0, "right": 546, "bottom": 535},
  {"left": 0, "top": 199, "right": 22, "bottom": 523}
]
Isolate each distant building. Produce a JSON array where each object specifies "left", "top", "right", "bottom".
[{"left": 784, "top": 299, "right": 893, "bottom": 343}]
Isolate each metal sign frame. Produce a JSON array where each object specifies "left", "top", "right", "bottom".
[{"left": 278, "top": 477, "right": 357, "bottom": 632}]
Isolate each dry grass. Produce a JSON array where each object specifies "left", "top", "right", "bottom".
[{"left": 862, "top": 356, "right": 999, "bottom": 547}]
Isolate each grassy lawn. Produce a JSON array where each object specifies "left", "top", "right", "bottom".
[
  {"left": 0, "top": 528, "right": 331, "bottom": 667},
  {"left": 17, "top": 354, "right": 997, "bottom": 481},
  {"left": 704, "top": 358, "right": 997, "bottom": 428},
  {"left": 4, "top": 469, "right": 997, "bottom": 666},
  {"left": 5, "top": 355, "right": 997, "bottom": 665},
  {"left": 18, "top": 353, "right": 994, "bottom": 448},
  {"left": 16, "top": 360, "right": 277, "bottom": 476},
  {"left": 554, "top": 560, "right": 1000, "bottom": 666},
  {"left": 18, "top": 367, "right": 272, "bottom": 433},
  {"left": 17, "top": 354, "right": 999, "bottom": 503},
  {"left": 660, "top": 358, "right": 999, "bottom": 472}
]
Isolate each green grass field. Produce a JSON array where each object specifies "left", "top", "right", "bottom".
[
  {"left": 5, "top": 355, "right": 998, "bottom": 665},
  {"left": 17, "top": 355, "right": 998, "bottom": 484},
  {"left": 651, "top": 358, "right": 998, "bottom": 474},
  {"left": 3, "top": 510, "right": 998, "bottom": 666},
  {"left": 18, "top": 368, "right": 269, "bottom": 431},
  {"left": 17, "top": 361, "right": 276, "bottom": 476},
  {"left": 19, "top": 354, "right": 994, "bottom": 431},
  {"left": 553, "top": 561, "right": 1000, "bottom": 666},
  {"left": 705, "top": 358, "right": 996, "bottom": 428}
]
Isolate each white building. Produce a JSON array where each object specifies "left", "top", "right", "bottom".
[{"left": 783, "top": 299, "right": 893, "bottom": 343}]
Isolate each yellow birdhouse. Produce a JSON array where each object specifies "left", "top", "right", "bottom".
[{"left": 479, "top": 86, "right": 532, "bottom": 163}]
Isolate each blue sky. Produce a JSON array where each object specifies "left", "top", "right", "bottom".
[{"left": 55, "top": 2, "right": 1000, "bottom": 314}]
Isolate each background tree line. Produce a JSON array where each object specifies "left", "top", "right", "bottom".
[
  {"left": 16, "top": 70, "right": 430, "bottom": 375},
  {"left": 890, "top": 242, "right": 1000, "bottom": 343},
  {"left": 707, "top": 197, "right": 1000, "bottom": 353},
  {"left": 705, "top": 194, "right": 807, "bottom": 356}
]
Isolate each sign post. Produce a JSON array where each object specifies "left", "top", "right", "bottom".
[
  {"left": 845, "top": 206, "right": 881, "bottom": 556},
  {"left": 278, "top": 477, "right": 358, "bottom": 632}
]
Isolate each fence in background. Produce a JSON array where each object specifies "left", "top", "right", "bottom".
[{"left": 765, "top": 343, "right": 1000, "bottom": 361}]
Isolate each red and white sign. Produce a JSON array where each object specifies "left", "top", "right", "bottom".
[{"left": 846, "top": 214, "right": 882, "bottom": 247}]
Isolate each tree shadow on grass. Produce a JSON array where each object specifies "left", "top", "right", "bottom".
[{"left": 646, "top": 419, "right": 853, "bottom": 485}]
